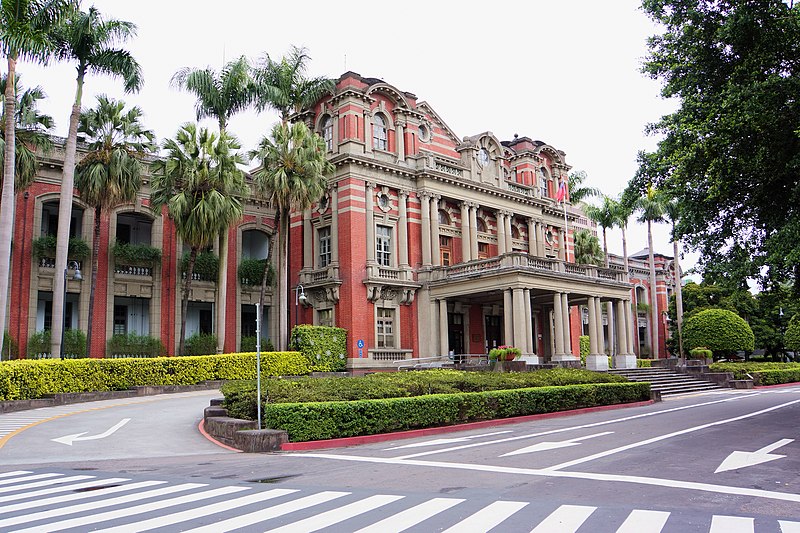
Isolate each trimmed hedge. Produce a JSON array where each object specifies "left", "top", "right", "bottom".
[
  {"left": 753, "top": 369, "right": 800, "bottom": 386},
  {"left": 291, "top": 325, "right": 347, "bottom": 372},
  {"left": 0, "top": 352, "right": 311, "bottom": 401},
  {"left": 709, "top": 362, "right": 800, "bottom": 379},
  {"left": 259, "top": 382, "right": 650, "bottom": 442}
]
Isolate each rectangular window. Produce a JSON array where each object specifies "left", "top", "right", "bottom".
[
  {"left": 317, "top": 308, "right": 333, "bottom": 327},
  {"left": 376, "top": 225, "right": 392, "bottom": 266},
  {"left": 540, "top": 178, "right": 548, "bottom": 198},
  {"left": 318, "top": 226, "right": 331, "bottom": 268},
  {"left": 376, "top": 307, "right": 395, "bottom": 348},
  {"left": 439, "top": 236, "right": 452, "bottom": 266},
  {"left": 478, "top": 242, "right": 489, "bottom": 259}
]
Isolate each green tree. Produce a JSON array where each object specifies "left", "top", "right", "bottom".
[
  {"left": 0, "top": 0, "right": 76, "bottom": 358},
  {"left": 635, "top": 184, "right": 666, "bottom": 358},
  {"left": 572, "top": 229, "right": 603, "bottom": 266},
  {"left": 75, "top": 95, "right": 155, "bottom": 358},
  {"left": 150, "top": 124, "right": 247, "bottom": 355},
  {"left": 249, "top": 121, "right": 333, "bottom": 351},
  {"left": 171, "top": 55, "right": 255, "bottom": 354},
  {"left": 48, "top": 6, "right": 143, "bottom": 358},
  {"left": 567, "top": 170, "right": 599, "bottom": 206},
  {"left": 683, "top": 308, "right": 755, "bottom": 360},
  {"left": 636, "top": 0, "right": 800, "bottom": 292},
  {"left": 663, "top": 198, "right": 685, "bottom": 357},
  {"left": 785, "top": 314, "right": 800, "bottom": 355},
  {"left": 584, "top": 195, "right": 617, "bottom": 268}
]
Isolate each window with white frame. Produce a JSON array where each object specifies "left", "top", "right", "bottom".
[
  {"left": 322, "top": 116, "right": 333, "bottom": 151},
  {"left": 539, "top": 167, "right": 549, "bottom": 198},
  {"left": 373, "top": 114, "right": 388, "bottom": 150},
  {"left": 318, "top": 226, "right": 331, "bottom": 267},
  {"left": 376, "top": 224, "right": 392, "bottom": 266},
  {"left": 376, "top": 307, "right": 395, "bottom": 348}
]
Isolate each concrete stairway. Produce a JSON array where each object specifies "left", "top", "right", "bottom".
[{"left": 608, "top": 367, "right": 724, "bottom": 396}]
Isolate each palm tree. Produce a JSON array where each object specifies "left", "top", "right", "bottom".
[
  {"left": 74, "top": 95, "right": 155, "bottom": 358},
  {"left": 635, "top": 185, "right": 666, "bottom": 358},
  {"left": 171, "top": 55, "right": 253, "bottom": 353},
  {"left": 613, "top": 193, "right": 636, "bottom": 353},
  {"left": 567, "top": 170, "right": 600, "bottom": 207},
  {"left": 249, "top": 121, "right": 334, "bottom": 351},
  {"left": 150, "top": 124, "right": 247, "bottom": 355},
  {"left": 584, "top": 195, "right": 618, "bottom": 268},
  {"left": 664, "top": 198, "right": 685, "bottom": 358},
  {"left": 573, "top": 229, "right": 603, "bottom": 266},
  {"left": 0, "top": 0, "right": 76, "bottom": 357},
  {"left": 0, "top": 74, "right": 54, "bottom": 190},
  {"left": 48, "top": 6, "right": 143, "bottom": 358}
]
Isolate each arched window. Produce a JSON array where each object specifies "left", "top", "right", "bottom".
[
  {"left": 373, "top": 114, "right": 388, "bottom": 150},
  {"left": 511, "top": 225, "right": 521, "bottom": 239},
  {"left": 476, "top": 218, "right": 487, "bottom": 233},
  {"left": 322, "top": 116, "right": 333, "bottom": 151},
  {"left": 539, "top": 167, "right": 549, "bottom": 198},
  {"left": 438, "top": 209, "right": 450, "bottom": 225}
]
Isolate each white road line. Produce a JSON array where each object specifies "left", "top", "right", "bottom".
[
  {"left": 353, "top": 497, "right": 464, "bottom": 532},
  {"left": 289, "top": 453, "right": 800, "bottom": 504},
  {"left": 10, "top": 485, "right": 248, "bottom": 533},
  {"left": 0, "top": 474, "right": 94, "bottom": 494},
  {"left": 440, "top": 500, "right": 529, "bottom": 532},
  {"left": 92, "top": 488, "right": 298, "bottom": 533},
  {"left": 0, "top": 482, "right": 200, "bottom": 528},
  {"left": 530, "top": 504, "right": 596, "bottom": 532},
  {"left": 0, "top": 473, "right": 61, "bottom": 486},
  {"left": 263, "top": 494, "right": 404, "bottom": 533},
  {"left": 780, "top": 520, "right": 800, "bottom": 532},
  {"left": 0, "top": 477, "right": 131, "bottom": 503},
  {"left": 710, "top": 515, "right": 754, "bottom": 532},
  {"left": 182, "top": 490, "right": 351, "bottom": 533},
  {"left": 616, "top": 509, "right": 670, "bottom": 532},
  {"left": 394, "top": 394, "right": 753, "bottom": 459},
  {"left": 0, "top": 470, "right": 32, "bottom": 479},
  {"left": 546, "top": 398, "right": 800, "bottom": 471}
]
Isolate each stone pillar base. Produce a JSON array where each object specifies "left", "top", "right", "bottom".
[
  {"left": 612, "top": 354, "right": 637, "bottom": 369},
  {"left": 586, "top": 354, "right": 609, "bottom": 371},
  {"left": 520, "top": 355, "right": 542, "bottom": 365},
  {"left": 552, "top": 354, "right": 580, "bottom": 362}
]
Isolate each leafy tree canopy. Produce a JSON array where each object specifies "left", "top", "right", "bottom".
[
  {"left": 633, "top": 0, "right": 800, "bottom": 292},
  {"left": 683, "top": 308, "right": 755, "bottom": 358}
]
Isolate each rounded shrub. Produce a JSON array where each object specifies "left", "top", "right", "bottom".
[
  {"left": 785, "top": 314, "right": 800, "bottom": 352},
  {"left": 683, "top": 308, "right": 754, "bottom": 359}
]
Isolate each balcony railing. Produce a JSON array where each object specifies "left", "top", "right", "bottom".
[
  {"left": 435, "top": 252, "right": 625, "bottom": 283},
  {"left": 115, "top": 265, "right": 153, "bottom": 277}
]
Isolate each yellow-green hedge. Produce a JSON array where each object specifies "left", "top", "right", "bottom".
[{"left": 0, "top": 352, "right": 310, "bottom": 401}]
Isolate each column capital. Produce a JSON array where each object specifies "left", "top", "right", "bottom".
[
  {"left": 419, "top": 191, "right": 431, "bottom": 201},
  {"left": 399, "top": 188, "right": 411, "bottom": 198},
  {"left": 365, "top": 181, "right": 377, "bottom": 190}
]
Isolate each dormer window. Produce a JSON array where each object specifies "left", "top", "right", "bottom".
[{"left": 373, "top": 114, "right": 388, "bottom": 151}]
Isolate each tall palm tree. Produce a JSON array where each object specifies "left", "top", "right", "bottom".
[
  {"left": 567, "top": 170, "right": 600, "bottom": 206},
  {"left": 613, "top": 193, "right": 636, "bottom": 353},
  {"left": 584, "top": 195, "right": 617, "bottom": 268},
  {"left": 573, "top": 229, "right": 603, "bottom": 266},
  {"left": 636, "top": 185, "right": 666, "bottom": 358},
  {"left": 0, "top": 0, "right": 76, "bottom": 356},
  {"left": 150, "top": 124, "right": 247, "bottom": 355},
  {"left": 249, "top": 121, "right": 334, "bottom": 351},
  {"left": 171, "top": 55, "right": 253, "bottom": 353},
  {"left": 75, "top": 95, "right": 155, "bottom": 358},
  {"left": 664, "top": 198, "right": 685, "bottom": 358},
  {"left": 48, "top": 6, "right": 143, "bottom": 357},
  {"left": 0, "top": 74, "right": 54, "bottom": 190}
]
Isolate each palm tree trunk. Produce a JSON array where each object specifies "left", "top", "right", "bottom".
[
  {"left": 180, "top": 247, "right": 198, "bottom": 356},
  {"left": 51, "top": 75, "right": 84, "bottom": 358},
  {"left": 85, "top": 205, "right": 102, "bottom": 358},
  {"left": 215, "top": 229, "right": 228, "bottom": 354},
  {"left": 0, "top": 56, "right": 18, "bottom": 356},
  {"left": 278, "top": 210, "right": 289, "bottom": 351},
  {"left": 673, "top": 236, "right": 684, "bottom": 358},
  {"left": 647, "top": 220, "right": 659, "bottom": 358},
  {"left": 622, "top": 224, "right": 636, "bottom": 356},
  {"left": 602, "top": 227, "right": 609, "bottom": 268}
]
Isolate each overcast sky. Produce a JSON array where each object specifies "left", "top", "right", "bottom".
[{"left": 17, "top": 0, "right": 697, "bottom": 276}]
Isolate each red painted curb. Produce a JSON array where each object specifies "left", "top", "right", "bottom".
[
  {"left": 197, "top": 419, "right": 242, "bottom": 453},
  {"left": 280, "top": 400, "right": 654, "bottom": 451},
  {"left": 755, "top": 381, "right": 800, "bottom": 390}
]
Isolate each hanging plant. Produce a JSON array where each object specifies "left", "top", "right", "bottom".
[
  {"left": 32, "top": 235, "right": 91, "bottom": 260},
  {"left": 112, "top": 241, "right": 162, "bottom": 265}
]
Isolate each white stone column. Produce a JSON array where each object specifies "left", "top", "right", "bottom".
[
  {"left": 587, "top": 296, "right": 609, "bottom": 370},
  {"left": 524, "top": 289, "right": 533, "bottom": 354},
  {"left": 562, "top": 293, "right": 573, "bottom": 356},
  {"left": 398, "top": 190, "right": 409, "bottom": 269},
  {"left": 559, "top": 228, "right": 567, "bottom": 261},
  {"left": 364, "top": 111, "right": 373, "bottom": 153},
  {"left": 626, "top": 299, "right": 636, "bottom": 355},
  {"left": 503, "top": 289, "right": 514, "bottom": 347},
  {"left": 595, "top": 297, "right": 606, "bottom": 355},
  {"left": 614, "top": 299, "right": 636, "bottom": 368},
  {"left": 527, "top": 218, "right": 536, "bottom": 256},
  {"left": 505, "top": 213, "right": 513, "bottom": 252},
  {"left": 460, "top": 202, "right": 471, "bottom": 263},
  {"left": 552, "top": 292, "right": 565, "bottom": 358},
  {"left": 469, "top": 204, "right": 479, "bottom": 260},
  {"left": 587, "top": 299, "right": 599, "bottom": 355},
  {"left": 303, "top": 208, "right": 312, "bottom": 270},
  {"left": 420, "top": 193, "right": 431, "bottom": 266},
  {"left": 439, "top": 299, "right": 449, "bottom": 356},
  {"left": 512, "top": 288, "right": 525, "bottom": 350},
  {"left": 365, "top": 182, "right": 376, "bottom": 264},
  {"left": 331, "top": 185, "right": 339, "bottom": 265},
  {"left": 537, "top": 221, "right": 546, "bottom": 256},
  {"left": 497, "top": 212, "right": 507, "bottom": 255},
  {"left": 431, "top": 195, "right": 441, "bottom": 266},
  {"left": 606, "top": 302, "right": 615, "bottom": 356},
  {"left": 332, "top": 113, "right": 340, "bottom": 148},
  {"left": 396, "top": 122, "right": 405, "bottom": 162}
]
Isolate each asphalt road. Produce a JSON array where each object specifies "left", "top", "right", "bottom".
[{"left": 0, "top": 385, "right": 798, "bottom": 532}]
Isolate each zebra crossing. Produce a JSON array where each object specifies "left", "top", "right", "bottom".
[{"left": 0, "top": 470, "right": 797, "bottom": 532}]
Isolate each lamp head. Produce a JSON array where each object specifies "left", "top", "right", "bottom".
[{"left": 298, "top": 292, "right": 308, "bottom": 304}]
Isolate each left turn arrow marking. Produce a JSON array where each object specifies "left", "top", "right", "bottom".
[{"left": 52, "top": 418, "right": 131, "bottom": 446}]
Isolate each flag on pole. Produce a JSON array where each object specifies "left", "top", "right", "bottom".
[{"left": 556, "top": 180, "right": 567, "bottom": 203}]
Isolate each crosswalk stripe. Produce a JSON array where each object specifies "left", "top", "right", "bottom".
[
  {"left": 0, "top": 473, "right": 61, "bottom": 486},
  {"left": 0, "top": 470, "right": 32, "bottom": 479},
  {"left": 616, "top": 509, "right": 670, "bottom": 532},
  {"left": 0, "top": 482, "right": 201, "bottom": 529},
  {"left": 0, "top": 475, "right": 95, "bottom": 494},
  {"left": 440, "top": 500, "right": 529, "bottom": 533},
  {"left": 530, "top": 504, "right": 597, "bottom": 533},
  {"left": 710, "top": 515, "right": 754, "bottom": 533},
  {"left": 182, "top": 490, "right": 351, "bottom": 533},
  {"left": 10, "top": 485, "right": 249, "bottom": 533},
  {"left": 0, "top": 477, "right": 131, "bottom": 504},
  {"left": 353, "top": 497, "right": 464, "bottom": 532},
  {"left": 92, "top": 488, "right": 298, "bottom": 533},
  {"left": 780, "top": 520, "right": 800, "bottom": 532},
  {"left": 264, "top": 494, "right": 405, "bottom": 533}
]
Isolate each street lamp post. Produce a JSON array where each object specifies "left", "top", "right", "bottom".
[
  {"left": 60, "top": 261, "right": 82, "bottom": 359},
  {"left": 294, "top": 284, "right": 308, "bottom": 348}
]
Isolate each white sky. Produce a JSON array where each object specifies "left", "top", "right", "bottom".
[{"left": 17, "top": 0, "right": 698, "bottom": 277}]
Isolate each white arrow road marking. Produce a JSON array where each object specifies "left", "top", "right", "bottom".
[
  {"left": 51, "top": 418, "right": 131, "bottom": 446},
  {"left": 385, "top": 431, "right": 512, "bottom": 450},
  {"left": 500, "top": 431, "right": 614, "bottom": 457},
  {"left": 715, "top": 438, "right": 794, "bottom": 473}
]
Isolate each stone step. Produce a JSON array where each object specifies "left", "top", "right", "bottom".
[{"left": 608, "top": 367, "right": 724, "bottom": 396}]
